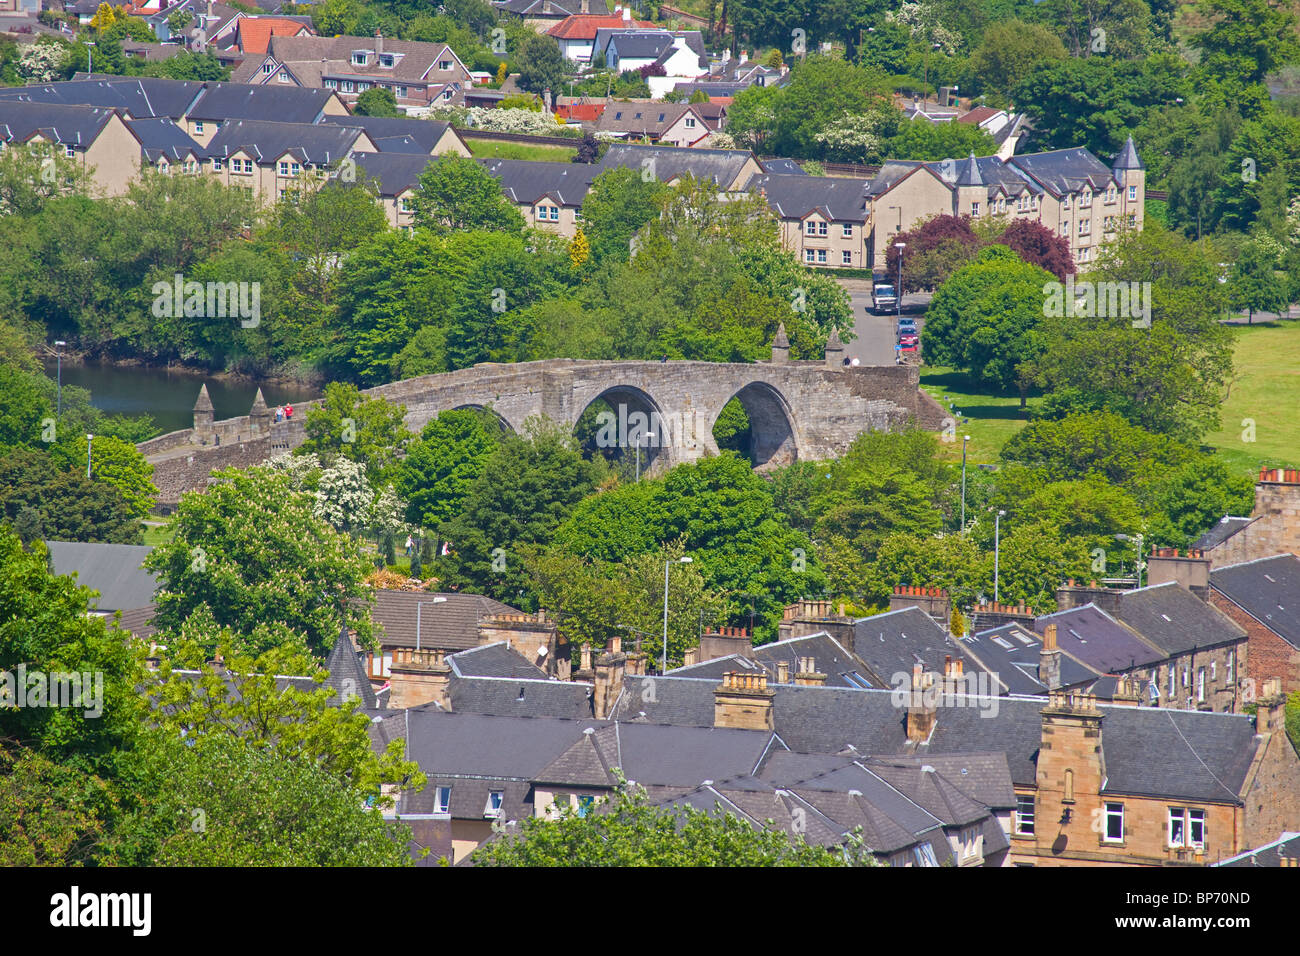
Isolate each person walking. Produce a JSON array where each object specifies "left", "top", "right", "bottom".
[{"left": 285, "top": 404, "right": 294, "bottom": 420}]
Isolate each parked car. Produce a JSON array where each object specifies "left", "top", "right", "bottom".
[
  {"left": 899, "top": 332, "right": 919, "bottom": 348},
  {"left": 896, "top": 317, "right": 917, "bottom": 336}
]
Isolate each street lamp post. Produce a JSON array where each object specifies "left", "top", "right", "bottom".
[
  {"left": 662, "top": 556, "right": 692, "bottom": 672},
  {"left": 894, "top": 241, "right": 905, "bottom": 317},
  {"left": 960, "top": 434, "right": 970, "bottom": 532},
  {"left": 994, "top": 509, "right": 1006, "bottom": 602},
  {"left": 54, "top": 340, "right": 66, "bottom": 418},
  {"left": 86, "top": 434, "right": 93, "bottom": 479},
  {"left": 86, "top": 41, "right": 94, "bottom": 74},
  {"left": 415, "top": 595, "right": 448, "bottom": 651},
  {"left": 1115, "top": 534, "right": 1145, "bottom": 587}
]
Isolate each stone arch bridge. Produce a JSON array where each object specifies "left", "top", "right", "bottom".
[{"left": 141, "top": 350, "right": 947, "bottom": 507}]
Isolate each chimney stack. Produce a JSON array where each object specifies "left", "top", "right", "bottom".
[
  {"left": 776, "top": 660, "right": 790, "bottom": 684},
  {"left": 714, "top": 671, "right": 775, "bottom": 730},
  {"left": 388, "top": 647, "right": 452, "bottom": 709},
  {"left": 1039, "top": 624, "right": 1061, "bottom": 691},
  {"left": 794, "top": 656, "right": 826, "bottom": 686},
  {"left": 1257, "top": 678, "right": 1287, "bottom": 733},
  {"left": 906, "top": 662, "right": 936, "bottom": 742}
]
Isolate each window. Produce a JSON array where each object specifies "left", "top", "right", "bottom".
[
  {"left": 1210, "top": 661, "right": 1217, "bottom": 681},
  {"left": 1227, "top": 649, "right": 1235, "bottom": 684},
  {"left": 380, "top": 54, "right": 394, "bottom": 67},
  {"left": 158, "top": 161, "right": 169, "bottom": 174},
  {"left": 485, "top": 791, "right": 503, "bottom": 817},
  {"left": 342, "top": 81, "right": 355, "bottom": 93},
  {"left": 996, "top": 197, "right": 1005, "bottom": 213},
  {"left": 805, "top": 221, "right": 817, "bottom": 236},
  {"left": 442, "top": 89, "right": 453, "bottom": 101},
  {"left": 1169, "top": 808, "right": 1206, "bottom": 849},
  {"left": 842, "top": 250, "right": 852, "bottom": 265},
  {"left": 1127, "top": 214, "right": 1136, "bottom": 227},
  {"left": 1106, "top": 187, "right": 1116, "bottom": 204},
  {"left": 1197, "top": 667, "right": 1206, "bottom": 702},
  {"left": 816, "top": 249, "right": 827, "bottom": 263},
  {"left": 1079, "top": 246, "right": 1090, "bottom": 263},
  {"left": 262, "top": 62, "right": 273, "bottom": 75},
  {"left": 212, "top": 157, "right": 224, "bottom": 172},
  {"left": 1128, "top": 185, "right": 1137, "bottom": 201},
  {"left": 970, "top": 202, "right": 979, "bottom": 216},
  {"left": 685, "top": 117, "right": 696, "bottom": 128},
  {"left": 1080, "top": 190, "right": 1092, "bottom": 208},
  {"left": 1061, "top": 220, "right": 1069, "bottom": 236},
  {"left": 1169, "top": 667, "right": 1176, "bottom": 698},
  {"left": 1015, "top": 794, "right": 1035, "bottom": 835},
  {"left": 279, "top": 70, "right": 290, "bottom": 83},
  {"left": 194, "top": 121, "right": 205, "bottom": 134},
  {"left": 352, "top": 52, "right": 367, "bottom": 66},
  {"left": 358, "top": 82, "right": 371, "bottom": 92},
  {"left": 842, "top": 223, "right": 852, "bottom": 238},
  {"left": 818, "top": 221, "right": 828, "bottom": 236},
  {"left": 400, "top": 197, "right": 413, "bottom": 213},
  {"left": 1182, "top": 667, "right": 1189, "bottom": 688},
  {"left": 435, "top": 786, "right": 451, "bottom": 814},
  {"left": 1103, "top": 803, "right": 1124, "bottom": 843},
  {"left": 395, "top": 86, "right": 407, "bottom": 98},
  {"left": 324, "top": 79, "right": 338, "bottom": 89},
  {"left": 1078, "top": 219, "right": 1090, "bottom": 236},
  {"left": 804, "top": 250, "right": 815, "bottom": 263},
  {"left": 577, "top": 795, "right": 595, "bottom": 817},
  {"left": 913, "top": 843, "right": 939, "bottom": 867},
  {"left": 1063, "top": 195, "right": 1071, "bottom": 209},
  {"left": 439, "top": 59, "right": 452, "bottom": 70}
]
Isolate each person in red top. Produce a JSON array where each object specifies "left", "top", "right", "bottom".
[{"left": 284, "top": 404, "right": 293, "bottom": 419}]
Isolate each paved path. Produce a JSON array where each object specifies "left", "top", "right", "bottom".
[{"left": 837, "top": 278, "right": 931, "bottom": 366}]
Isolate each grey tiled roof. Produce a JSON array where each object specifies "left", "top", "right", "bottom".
[
  {"left": 0, "top": 102, "right": 115, "bottom": 148},
  {"left": 479, "top": 157, "right": 595, "bottom": 206},
  {"left": 669, "top": 632, "right": 880, "bottom": 688},
  {"left": 1211, "top": 554, "right": 1300, "bottom": 650},
  {"left": 371, "top": 590, "right": 520, "bottom": 650},
  {"left": 0, "top": 77, "right": 205, "bottom": 118},
  {"left": 1004, "top": 146, "right": 1117, "bottom": 198},
  {"left": 447, "top": 675, "right": 594, "bottom": 719},
  {"left": 848, "top": 607, "right": 968, "bottom": 686},
  {"left": 126, "top": 116, "right": 203, "bottom": 161},
  {"left": 1114, "top": 582, "right": 1246, "bottom": 655},
  {"left": 449, "top": 642, "right": 548, "bottom": 679},
  {"left": 1194, "top": 515, "right": 1254, "bottom": 550},
  {"left": 961, "top": 622, "right": 1100, "bottom": 694},
  {"left": 747, "top": 172, "right": 869, "bottom": 222},
  {"left": 613, "top": 722, "right": 779, "bottom": 787},
  {"left": 200, "top": 117, "right": 364, "bottom": 164},
  {"left": 350, "top": 150, "right": 433, "bottom": 195},
  {"left": 322, "top": 114, "right": 456, "bottom": 153},
  {"left": 1215, "top": 832, "right": 1300, "bottom": 867},
  {"left": 598, "top": 143, "right": 755, "bottom": 187},
  {"left": 186, "top": 81, "right": 337, "bottom": 123},
  {"left": 45, "top": 541, "right": 157, "bottom": 612},
  {"left": 322, "top": 626, "right": 377, "bottom": 708},
  {"left": 1034, "top": 603, "right": 1163, "bottom": 672}
]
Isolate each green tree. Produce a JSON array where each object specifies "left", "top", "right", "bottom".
[
  {"left": 57, "top": 433, "right": 158, "bottom": 519},
  {"left": 968, "top": 20, "right": 1067, "bottom": 97},
  {"left": 394, "top": 409, "right": 501, "bottom": 529},
  {"left": 411, "top": 154, "right": 525, "bottom": 235},
  {"left": 1190, "top": 0, "right": 1300, "bottom": 86},
  {"left": 144, "top": 465, "right": 377, "bottom": 659},
  {"left": 1229, "top": 234, "right": 1289, "bottom": 322},
  {"left": 297, "top": 382, "right": 410, "bottom": 480},
  {"left": 0, "top": 447, "right": 143, "bottom": 545},
  {"left": 472, "top": 783, "right": 874, "bottom": 866},
  {"left": 884, "top": 119, "right": 997, "bottom": 162},
  {"left": 513, "top": 32, "right": 565, "bottom": 95},
  {"left": 355, "top": 85, "right": 401, "bottom": 116},
  {"left": 580, "top": 166, "right": 668, "bottom": 264}
]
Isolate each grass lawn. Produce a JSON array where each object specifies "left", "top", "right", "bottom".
[
  {"left": 919, "top": 366, "right": 1040, "bottom": 465},
  {"left": 467, "top": 139, "right": 577, "bottom": 162},
  {"left": 1201, "top": 321, "right": 1300, "bottom": 473},
  {"left": 141, "top": 520, "right": 173, "bottom": 546}
]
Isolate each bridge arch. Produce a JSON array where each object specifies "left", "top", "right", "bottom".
[
  {"left": 573, "top": 384, "right": 673, "bottom": 471},
  {"left": 714, "top": 380, "right": 798, "bottom": 469},
  {"left": 448, "top": 403, "right": 516, "bottom": 434}
]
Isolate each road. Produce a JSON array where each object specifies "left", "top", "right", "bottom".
[{"left": 837, "top": 278, "right": 932, "bottom": 366}]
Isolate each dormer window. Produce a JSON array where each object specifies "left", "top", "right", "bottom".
[
  {"left": 279, "top": 70, "right": 290, "bottom": 82},
  {"left": 352, "top": 52, "right": 368, "bottom": 67},
  {"left": 1080, "top": 190, "right": 1092, "bottom": 207},
  {"left": 262, "top": 62, "right": 273, "bottom": 74},
  {"left": 442, "top": 89, "right": 453, "bottom": 100},
  {"left": 195, "top": 121, "right": 205, "bottom": 134},
  {"left": 380, "top": 54, "right": 394, "bottom": 67},
  {"left": 64, "top": 144, "right": 75, "bottom": 157},
  {"left": 439, "top": 59, "right": 452, "bottom": 70}
]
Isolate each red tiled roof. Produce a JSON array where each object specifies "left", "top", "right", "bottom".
[
  {"left": 557, "top": 102, "right": 606, "bottom": 121},
  {"left": 547, "top": 13, "right": 654, "bottom": 39},
  {"left": 238, "top": 17, "right": 313, "bottom": 55},
  {"left": 957, "top": 105, "right": 1000, "bottom": 125}
]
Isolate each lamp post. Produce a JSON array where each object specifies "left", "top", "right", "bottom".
[
  {"left": 662, "top": 556, "right": 692, "bottom": 672},
  {"left": 923, "top": 42, "right": 940, "bottom": 108},
  {"left": 415, "top": 595, "right": 448, "bottom": 651},
  {"left": 994, "top": 509, "right": 1006, "bottom": 602},
  {"left": 960, "top": 434, "right": 970, "bottom": 532},
  {"left": 894, "top": 240, "right": 905, "bottom": 316},
  {"left": 86, "top": 434, "right": 93, "bottom": 479},
  {"left": 86, "top": 41, "right": 94, "bottom": 74},
  {"left": 54, "top": 341, "right": 66, "bottom": 418},
  {"left": 1115, "top": 534, "right": 1145, "bottom": 587}
]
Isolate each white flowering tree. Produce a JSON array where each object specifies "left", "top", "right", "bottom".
[
  {"left": 19, "top": 37, "right": 69, "bottom": 83},
  {"left": 886, "top": 1, "right": 962, "bottom": 55},
  {"left": 813, "top": 113, "right": 889, "bottom": 164}
]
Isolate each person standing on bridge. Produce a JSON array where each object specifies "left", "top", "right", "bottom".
[
  {"left": 285, "top": 404, "right": 294, "bottom": 420},
  {"left": 275, "top": 406, "right": 284, "bottom": 423}
]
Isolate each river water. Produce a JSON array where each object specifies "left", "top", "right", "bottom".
[{"left": 42, "top": 361, "right": 321, "bottom": 435}]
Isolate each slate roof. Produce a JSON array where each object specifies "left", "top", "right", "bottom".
[
  {"left": 399, "top": 709, "right": 598, "bottom": 781},
  {"left": 448, "top": 642, "right": 548, "bottom": 679},
  {"left": 598, "top": 143, "right": 754, "bottom": 187},
  {"left": 350, "top": 150, "right": 433, "bottom": 195},
  {"left": 758, "top": 157, "right": 806, "bottom": 175},
  {"left": 1004, "top": 146, "right": 1118, "bottom": 198},
  {"left": 185, "top": 81, "right": 337, "bottom": 123},
  {"left": 613, "top": 722, "right": 779, "bottom": 787},
  {"left": 1215, "top": 832, "right": 1300, "bottom": 867},
  {"left": 1114, "top": 582, "right": 1246, "bottom": 656},
  {"left": 1034, "top": 603, "right": 1164, "bottom": 673},
  {"left": 1211, "top": 554, "right": 1300, "bottom": 650},
  {"left": 447, "top": 675, "right": 594, "bottom": 719},
  {"left": 0, "top": 77, "right": 205, "bottom": 118},
  {"left": 371, "top": 590, "right": 520, "bottom": 651},
  {"left": 494, "top": 0, "right": 608, "bottom": 15},
  {"left": 322, "top": 114, "right": 457, "bottom": 154},
  {"left": 238, "top": 34, "right": 466, "bottom": 87},
  {"left": 848, "top": 606, "right": 970, "bottom": 686},
  {"left": 594, "top": 101, "right": 697, "bottom": 138},
  {"left": 125, "top": 116, "right": 203, "bottom": 161},
  {"left": 747, "top": 172, "right": 869, "bottom": 222},
  {"left": 613, "top": 674, "right": 1263, "bottom": 802},
  {"left": 478, "top": 157, "right": 596, "bottom": 206},
  {"left": 114, "top": 604, "right": 158, "bottom": 641},
  {"left": 323, "top": 626, "right": 377, "bottom": 708},
  {"left": 200, "top": 117, "right": 365, "bottom": 164},
  {"left": 961, "top": 622, "right": 1100, "bottom": 695},
  {"left": 1112, "top": 136, "right": 1144, "bottom": 170},
  {"left": 0, "top": 101, "right": 116, "bottom": 147},
  {"left": 1194, "top": 515, "right": 1255, "bottom": 550},
  {"left": 669, "top": 632, "right": 880, "bottom": 689},
  {"left": 45, "top": 541, "right": 157, "bottom": 612}
]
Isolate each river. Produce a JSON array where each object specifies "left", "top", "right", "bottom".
[{"left": 42, "top": 361, "right": 321, "bottom": 435}]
